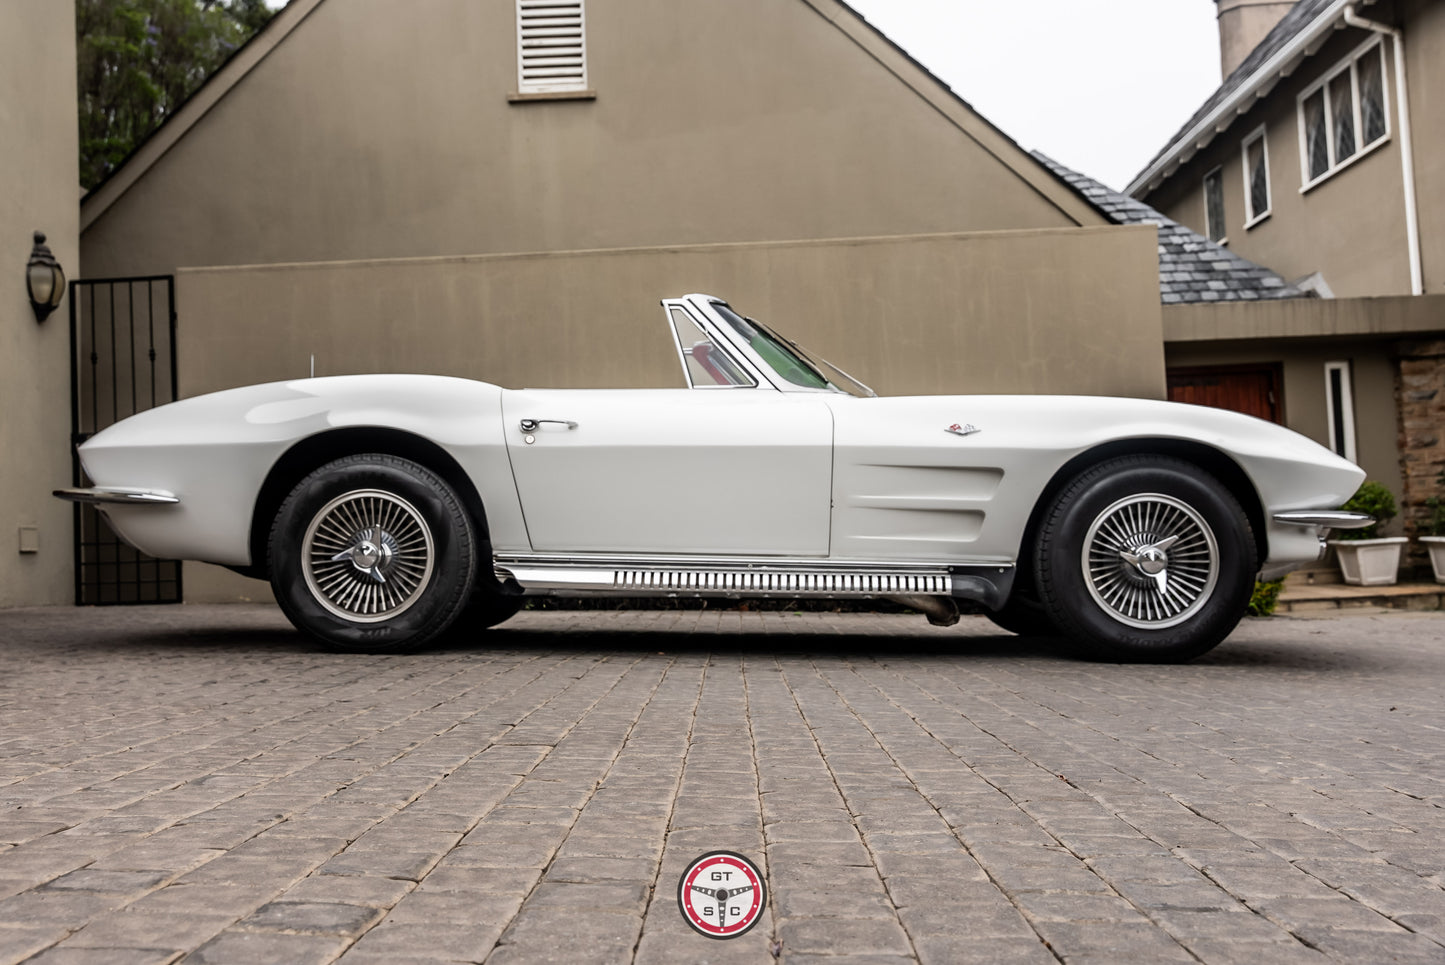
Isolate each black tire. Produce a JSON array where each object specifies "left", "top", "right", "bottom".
[
  {"left": 454, "top": 590, "right": 525, "bottom": 633},
  {"left": 269, "top": 454, "right": 477, "bottom": 653},
  {"left": 984, "top": 595, "right": 1060, "bottom": 637},
  {"left": 1034, "top": 455, "right": 1256, "bottom": 662}
]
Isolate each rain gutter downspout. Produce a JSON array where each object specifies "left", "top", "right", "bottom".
[{"left": 1344, "top": 4, "right": 1423, "bottom": 294}]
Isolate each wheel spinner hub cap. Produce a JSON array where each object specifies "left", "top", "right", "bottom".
[
  {"left": 1082, "top": 493, "right": 1220, "bottom": 630},
  {"left": 345, "top": 531, "right": 393, "bottom": 577},
  {"left": 1133, "top": 546, "right": 1168, "bottom": 575},
  {"left": 302, "top": 490, "right": 435, "bottom": 623}
]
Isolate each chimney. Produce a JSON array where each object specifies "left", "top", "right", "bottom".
[{"left": 1215, "top": 0, "right": 1296, "bottom": 78}]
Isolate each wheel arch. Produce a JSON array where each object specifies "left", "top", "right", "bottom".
[
  {"left": 1015, "top": 438, "right": 1267, "bottom": 586},
  {"left": 243, "top": 427, "right": 493, "bottom": 582}
]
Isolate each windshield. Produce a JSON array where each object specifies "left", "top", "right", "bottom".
[{"left": 710, "top": 303, "right": 875, "bottom": 398}]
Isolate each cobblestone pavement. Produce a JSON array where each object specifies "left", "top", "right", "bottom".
[{"left": 1, "top": 605, "right": 1443, "bottom": 965}]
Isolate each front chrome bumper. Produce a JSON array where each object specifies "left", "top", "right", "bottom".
[
  {"left": 1272, "top": 510, "right": 1374, "bottom": 529},
  {"left": 1257, "top": 509, "right": 1376, "bottom": 581},
  {"left": 53, "top": 487, "right": 179, "bottom": 506}
]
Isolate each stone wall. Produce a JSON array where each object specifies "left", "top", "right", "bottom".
[{"left": 1396, "top": 339, "right": 1445, "bottom": 572}]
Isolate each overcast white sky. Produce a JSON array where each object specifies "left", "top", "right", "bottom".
[{"left": 842, "top": 0, "right": 1226, "bottom": 191}]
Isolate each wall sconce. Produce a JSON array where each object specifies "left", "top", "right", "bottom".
[{"left": 27, "top": 230, "right": 65, "bottom": 323}]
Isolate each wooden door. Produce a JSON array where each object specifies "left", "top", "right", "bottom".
[{"left": 1167, "top": 364, "right": 1284, "bottom": 424}]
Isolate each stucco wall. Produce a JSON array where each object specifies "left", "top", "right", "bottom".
[
  {"left": 175, "top": 227, "right": 1164, "bottom": 399},
  {"left": 81, "top": 0, "right": 1099, "bottom": 279},
  {"left": 0, "top": 3, "right": 79, "bottom": 607},
  {"left": 176, "top": 225, "right": 1163, "bottom": 601},
  {"left": 1163, "top": 292, "right": 1445, "bottom": 341},
  {"left": 1147, "top": 17, "right": 1433, "bottom": 298},
  {"left": 1404, "top": 0, "right": 1445, "bottom": 295}
]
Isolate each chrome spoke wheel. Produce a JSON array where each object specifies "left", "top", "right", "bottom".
[
  {"left": 302, "top": 489, "right": 435, "bottom": 623},
  {"left": 1081, "top": 493, "right": 1219, "bottom": 630}
]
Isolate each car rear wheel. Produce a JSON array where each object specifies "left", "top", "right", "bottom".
[
  {"left": 1034, "top": 455, "right": 1255, "bottom": 662},
  {"left": 269, "top": 454, "right": 476, "bottom": 653}
]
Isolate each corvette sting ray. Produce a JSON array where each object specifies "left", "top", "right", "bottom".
[{"left": 57, "top": 294, "right": 1371, "bottom": 661}]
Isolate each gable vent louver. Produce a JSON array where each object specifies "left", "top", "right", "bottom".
[{"left": 517, "top": 0, "right": 588, "bottom": 94}]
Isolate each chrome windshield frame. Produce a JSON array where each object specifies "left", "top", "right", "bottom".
[
  {"left": 670, "top": 294, "right": 873, "bottom": 397},
  {"left": 662, "top": 298, "right": 768, "bottom": 391}
]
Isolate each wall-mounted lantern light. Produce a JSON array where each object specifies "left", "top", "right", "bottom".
[{"left": 27, "top": 230, "right": 65, "bottom": 323}]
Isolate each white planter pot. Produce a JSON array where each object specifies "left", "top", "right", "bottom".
[
  {"left": 1327, "top": 537, "right": 1408, "bottom": 586},
  {"left": 1421, "top": 536, "right": 1445, "bottom": 584}
]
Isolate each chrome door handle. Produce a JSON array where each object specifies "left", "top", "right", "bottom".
[{"left": 519, "top": 418, "right": 578, "bottom": 432}]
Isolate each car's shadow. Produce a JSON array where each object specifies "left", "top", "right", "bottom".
[
  {"left": 122, "top": 624, "right": 1070, "bottom": 661},
  {"left": 32, "top": 610, "right": 1396, "bottom": 673},
  {"left": 452, "top": 626, "right": 1078, "bottom": 661},
  {"left": 471, "top": 629, "right": 1390, "bottom": 671}
]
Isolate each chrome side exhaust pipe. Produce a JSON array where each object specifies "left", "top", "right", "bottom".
[{"left": 888, "top": 595, "right": 960, "bottom": 627}]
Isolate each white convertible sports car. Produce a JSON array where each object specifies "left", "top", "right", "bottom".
[{"left": 57, "top": 293, "right": 1370, "bottom": 661}]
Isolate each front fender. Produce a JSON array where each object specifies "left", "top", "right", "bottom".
[{"left": 77, "top": 376, "right": 519, "bottom": 566}]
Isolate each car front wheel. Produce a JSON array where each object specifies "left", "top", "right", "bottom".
[
  {"left": 269, "top": 454, "right": 477, "bottom": 653},
  {"left": 1034, "top": 455, "right": 1256, "bottom": 662},
  {"left": 453, "top": 590, "right": 525, "bottom": 633}
]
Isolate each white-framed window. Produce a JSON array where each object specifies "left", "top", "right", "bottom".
[
  {"left": 1203, "top": 167, "right": 1227, "bottom": 243},
  {"left": 1241, "top": 125, "right": 1271, "bottom": 228},
  {"left": 516, "top": 0, "right": 588, "bottom": 95},
  {"left": 1324, "top": 360, "right": 1357, "bottom": 462},
  {"left": 1297, "top": 37, "right": 1389, "bottom": 190}
]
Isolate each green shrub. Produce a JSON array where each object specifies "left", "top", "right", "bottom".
[
  {"left": 1337, "top": 480, "right": 1396, "bottom": 541},
  {"left": 1426, "top": 467, "right": 1445, "bottom": 538},
  {"left": 1426, "top": 496, "right": 1445, "bottom": 538},
  {"left": 1248, "top": 579, "right": 1284, "bottom": 617}
]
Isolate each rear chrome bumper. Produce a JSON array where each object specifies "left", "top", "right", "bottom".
[
  {"left": 1272, "top": 510, "right": 1373, "bottom": 529},
  {"left": 53, "top": 487, "right": 179, "bottom": 506}
]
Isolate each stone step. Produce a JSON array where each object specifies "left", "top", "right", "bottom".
[{"left": 1277, "top": 580, "right": 1444, "bottom": 613}]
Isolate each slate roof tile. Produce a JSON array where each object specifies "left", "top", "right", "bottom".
[{"left": 1032, "top": 152, "right": 1308, "bottom": 305}]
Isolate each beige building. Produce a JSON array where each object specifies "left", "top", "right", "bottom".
[
  {"left": 1133, "top": 0, "right": 1442, "bottom": 300},
  {"left": 67, "top": 0, "right": 1181, "bottom": 604},
  {"left": 80, "top": 0, "right": 1101, "bottom": 276},
  {"left": 1128, "top": 0, "right": 1445, "bottom": 560},
  {"left": 0, "top": 3, "right": 79, "bottom": 608}
]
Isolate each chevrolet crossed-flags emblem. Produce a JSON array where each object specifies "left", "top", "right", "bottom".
[{"left": 946, "top": 423, "right": 980, "bottom": 436}]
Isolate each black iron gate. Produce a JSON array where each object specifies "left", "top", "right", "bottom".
[{"left": 68, "top": 276, "right": 183, "bottom": 605}]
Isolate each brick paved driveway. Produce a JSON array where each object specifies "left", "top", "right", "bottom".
[{"left": 1, "top": 605, "right": 1442, "bottom": 965}]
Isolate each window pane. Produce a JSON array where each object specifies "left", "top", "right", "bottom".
[
  {"left": 670, "top": 309, "right": 751, "bottom": 387},
  {"left": 711, "top": 304, "right": 831, "bottom": 391},
  {"left": 1330, "top": 72, "right": 1356, "bottom": 161},
  {"left": 1304, "top": 90, "right": 1329, "bottom": 180},
  {"left": 1359, "top": 46, "right": 1387, "bottom": 145},
  {"left": 1247, "top": 138, "right": 1269, "bottom": 219},
  {"left": 1204, "top": 170, "right": 1225, "bottom": 242}
]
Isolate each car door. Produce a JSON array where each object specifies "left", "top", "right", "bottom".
[{"left": 502, "top": 389, "right": 833, "bottom": 556}]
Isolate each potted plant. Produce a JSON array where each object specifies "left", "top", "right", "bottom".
[
  {"left": 1421, "top": 468, "right": 1445, "bottom": 584},
  {"left": 1327, "top": 480, "right": 1407, "bottom": 586}
]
